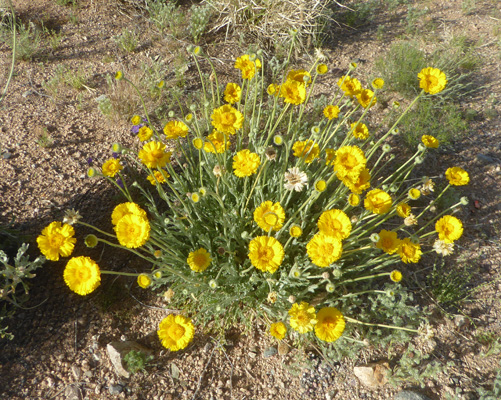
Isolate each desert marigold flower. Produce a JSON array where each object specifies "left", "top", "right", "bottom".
[
  {"left": 37, "top": 221, "right": 76, "bottom": 261},
  {"left": 185, "top": 113, "right": 193, "bottom": 122},
  {"left": 284, "top": 167, "right": 308, "bottom": 192},
  {"left": 138, "top": 141, "right": 172, "bottom": 169},
  {"left": 323, "top": 105, "right": 340, "bottom": 120},
  {"left": 234, "top": 54, "right": 261, "bottom": 79},
  {"left": 433, "top": 239, "right": 455, "bottom": 256},
  {"left": 163, "top": 120, "right": 189, "bottom": 140},
  {"left": 204, "top": 130, "right": 229, "bottom": 153},
  {"left": 376, "top": 230, "right": 401, "bottom": 254},
  {"left": 364, "top": 189, "right": 392, "bottom": 215},
  {"left": 333, "top": 145, "right": 367, "bottom": 181},
  {"left": 84, "top": 234, "right": 98, "bottom": 248},
  {"left": 350, "top": 122, "right": 370, "bottom": 140},
  {"left": 287, "top": 69, "right": 312, "bottom": 86},
  {"left": 111, "top": 202, "right": 147, "bottom": 225},
  {"left": 187, "top": 248, "right": 212, "bottom": 272},
  {"left": 390, "top": 270, "right": 403, "bottom": 282},
  {"left": 316, "top": 63, "right": 328, "bottom": 75},
  {"left": 211, "top": 104, "right": 244, "bottom": 134},
  {"left": 254, "top": 201, "right": 285, "bottom": 232},
  {"left": 157, "top": 314, "right": 195, "bottom": 351},
  {"left": 115, "top": 71, "right": 123, "bottom": 81},
  {"left": 315, "top": 180, "right": 327, "bottom": 192},
  {"left": 372, "top": 78, "right": 384, "bottom": 89},
  {"left": 397, "top": 237, "right": 422, "bottom": 263},
  {"left": 317, "top": 209, "right": 352, "bottom": 241},
  {"left": 157, "top": 80, "right": 165, "bottom": 89},
  {"left": 421, "top": 135, "right": 439, "bottom": 148},
  {"left": 325, "top": 148, "right": 336, "bottom": 166},
  {"left": 348, "top": 193, "right": 360, "bottom": 206},
  {"left": 131, "top": 115, "right": 141, "bottom": 125},
  {"left": 63, "top": 256, "right": 101, "bottom": 296},
  {"left": 396, "top": 202, "right": 411, "bottom": 218},
  {"left": 288, "top": 302, "right": 317, "bottom": 334},
  {"left": 137, "top": 126, "right": 153, "bottom": 141},
  {"left": 445, "top": 167, "right": 469, "bottom": 186},
  {"left": 404, "top": 214, "right": 418, "bottom": 226},
  {"left": 248, "top": 236, "right": 284, "bottom": 274},
  {"left": 315, "top": 307, "right": 345, "bottom": 342},
  {"left": 232, "top": 149, "right": 260, "bottom": 178},
  {"left": 267, "top": 83, "right": 278, "bottom": 95},
  {"left": 102, "top": 158, "right": 123, "bottom": 178},
  {"left": 418, "top": 67, "right": 447, "bottom": 94},
  {"left": 307, "top": 233, "right": 343, "bottom": 267},
  {"left": 192, "top": 138, "right": 203, "bottom": 150},
  {"left": 292, "top": 140, "right": 320, "bottom": 163},
  {"left": 289, "top": 225, "right": 303, "bottom": 238},
  {"left": 137, "top": 274, "right": 152, "bottom": 289},
  {"left": 337, "top": 75, "right": 362, "bottom": 97},
  {"left": 408, "top": 188, "right": 421, "bottom": 200},
  {"left": 224, "top": 82, "right": 241, "bottom": 104},
  {"left": 87, "top": 167, "right": 98, "bottom": 178},
  {"left": 356, "top": 88, "right": 377, "bottom": 108},
  {"left": 435, "top": 215, "right": 463, "bottom": 243},
  {"left": 342, "top": 167, "right": 371, "bottom": 194},
  {"left": 191, "top": 193, "right": 200, "bottom": 203},
  {"left": 279, "top": 80, "right": 306, "bottom": 105},
  {"left": 270, "top": 322, "right": 287, "bottom": 340},
  {"left": 115, "top": 214, "right": 150, "bottom": 248}
]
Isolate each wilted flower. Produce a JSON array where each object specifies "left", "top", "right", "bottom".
[
  {"left": 284, "top": 167, "right": 308, "bottom": 192},
  {"left": 433, "top": 239, "right": 454, "bottom": 256},
  {"left": 265, "top": 147, "right": 277, "bottom": 161},
  {"left": 404, "top": 214, "right": 418, "bottom": 226},
  {"left": 63, "top": 209, "right": 82, "bottom": 225},
  {"left": 267, "top": 291, "right": 277, "bottom": 304}
]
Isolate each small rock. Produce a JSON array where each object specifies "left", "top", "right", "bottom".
[
  {"left": 353, "top": 361, "right": 390, "bottom": 388},
  {"left": 108, "top": 384, "right": 123, "bottom": 395},
  {"left": 454, "top": 315, "right": 467, "bottom": 328},
  {"left": 393, "top": 390, "right": 432, "bottom": 400},
  {"left": 64, "top": 384, "right": 82, "bottom": 400},
  {"left": 106, "top": 341, "right": 153, "bottom": 379},
  {"left": 278, "top": 341, "right": 289, "bottom": 356},
  {"left": 71, "top": 365, "right": 81, "bottom": 380},
  {"left": 171, "top": 363, "right": 180, "bottom": 380},
  {"left": 263, "top": 346, "right": 278, "bottom": 358},
  {"left": 2, "top": 151, "right": 12, "bottom": 159}
]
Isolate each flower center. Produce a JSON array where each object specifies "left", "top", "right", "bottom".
[
  {"left": 193, "top": 254, "right": 207, "bottom": 267},
  {"left": 77, "top": 266, "right": 91, "bottom": 281},
  {"left": 221, "top": 112, "right": 236, "bottom": 125},
  {"left": 168, "top": 323, "right": 186, "bottom": 340},
  {"left": 322, "top": 316, "right": 336, "bottom": 328},
  {"left": 49, "top": 233, "right": 64, "bottom": 249},
  {"left": 264, "top": 212, "right": 278, "bottom": 227}
]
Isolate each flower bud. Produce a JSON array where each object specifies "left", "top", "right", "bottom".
[
  {"left": 326, "top": 283, "right": 335, "bottom": 293},
  {"left": 322, "top": 272, "right": 330, "bottom": 280},
  {"left": 209, "top": 279, "right": 217, "bottom": 289},
  {"left": 370, "top": 233, "right": 380, "bottom": 242},
  {"left": 382, "top": 144, "right": 392, "bottom": 153},
  {"left": 168, "top": 110, "right": 175, "bottom": 118},
  {"left": 112, "top": 143, "right": 122, "bottom": 153},
  {"left": 460, "top": 196, "right": 469, "bottom": 205},
  {"left": 84, "top": 234, "right": 98, "bottom": 248},
  {"left": 288, "top": 295, "right": 296, "bottom": 303}
]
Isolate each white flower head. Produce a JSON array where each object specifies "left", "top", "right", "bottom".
[
  {"left": 63, "top": 209, "right": 82, "bottom": 225},
  {"left": 284, "top": 167, "right": 308, "bottom": 192},
  {"left": 433, "top": 239, "right": 454, "bottom": 256}
]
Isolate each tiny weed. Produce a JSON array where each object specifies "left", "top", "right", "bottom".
[
  {"left": 405, "top": 5, "right": 429, "bottom": 34},
  {"left": 123, "top": 350, "right": 153, "bottom": 374},
  {"left": 68, "top": 11, "right": 79, "bottom": 24},
  {"left": 376, "top": 24, "right": 385, "bottom": 41},
  {"left": 36, "top": 127, "right": 54, "bottom": 148},
  {"left": 114, "top": 29, "right": 138, "bottom": 53},
  {"left": 56, "top": 0, "right": 78, "bottom": 6},
  {"left": 1, "top": 21, "right": 42, "bottom": 61},
  {"left": 461, "top": 0, "right": 477, "bottom": 15},
  {"left": 148, "top": 0, "right": 186, "bottom": 37}
]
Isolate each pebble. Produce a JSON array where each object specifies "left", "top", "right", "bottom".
[
  {"left": 108, "top": 384, "right": 124, "bottom": 395},
  {"left": 263, "top": 346, "right": 277, "bottom": 358},
  {"left": 393, "top": 390, "right": 432, "bottom": 400}
]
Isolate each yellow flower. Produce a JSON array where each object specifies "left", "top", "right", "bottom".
[
  {"left": 376, "top": 230, "right": 401, "bottom": 254},
  {"left": 111, "top": 202, "right": 147, "bottom": 225},
  {"left": 63, "top": 256, "right": 101, "bottom": 296},
  {"left": 337, "top": 75, "right": 362, "bottom": 97},
  {"left": 289, "top": 225, "right": 303, "bottom": 238},
  {"left": 102, "top": 158, "right": 123, "bottom": 177},
  {"left": 317, "top": 209, "right": 352, "bottom": 241},
  {"left": 147, "top": 170, "right": 168, "bottom": 185},
  {"left": 356, "top": 89, "right": 377, "bottom": 108},
  {"left": 315, "top": 180, "right": 327, "bottom": 192},
  {"left": 435, "top": 215, "right": 463, "bottom": 243},
  {"left": 138, "top": 126, "right": 153, "bottom": 141},
  {"left": 115, "top": 71, "right": 123, "bottom": 81},
  {"left": 248, "top": 236, "right": 284, "bottom": 274},
  {"left": 157, "top": 314, "right": 195, "bottom": 351},
  {"left": 333, "top": 146, "right": 367, "bottom": 181},
  {"left": 364, "top": 189, "right": 392, "bottom": 215},
  {"left": 192, "top": 138, "right": 203, "bottom": 150},
  {"left": 286, "top": 69, "right": 311, "bottom": 86},
  {"left": 306, "top": 233, "right": 343, "bottom": 267},
  {"left": 267, "top": 83, "right": 279, "bottom": 96},
  {"left": 288, "top": 302, "right": 317, "bottom": 334},
  {"left": 348, "top": 193, "right": 360, "bottom": 206},
  {"left": 138, "top": 141, "right": 172, "bottom": 169},
  {"left": 131, "top": 115, "right": 141, "bottom": 125},
  {"left": 211, "top": 105, "right": 244, "bottom": 134},
  {"left": 37, "top": 221, "right": 76, "bottom": 261},
  {"left": 390, "top": 270, "right": 402, "bottom": 283},
  {"left": 314, "top": 307, "right": 345, "bottom": 342},
  {"left": 279, "top": 80, "right": 306, "bottom": 105},
  {"left": 137, "top": 274, "right": 152, "bottom": 289},
  {"left": 234, "top": 54, "right": 261, "bottom": 80},
  {"left": 185, "top": 113, "right": 193, "bottom": 123},
  {"left": 397, "top": 238, "right": 422, "bottom": 263},
  {"left": 163, "top": 120, "right": 189, "bottom": 140},
  {"left": 445, "top": 167, "right": 469, "bottom": 186},
  {"left": 224, "top": 82, "right": 241, "bottom": 104},
  {"left": 115, "top": 214, "right": 150, "bottom": 248},
  {"left": 418, "top": 67, "right": 447, "bottom": 94},
  {"left": 350, "top": 122, "right": 370, "bottom": 140},
  {"left": 421, "top": 135, "right": 439, "bottom": 148},
  {"left": 408, "top": 188, "right": 421, "bottom": 200},
  {"left": 204, "top": 130, "right": 229, "bottom": 153},
  {"left": 292, "top": 140, "right": 320, "bottom": 163},
  {"left": 254, "top": 201, "right": 285, "bottom": 232},
  {"left": 342, "top": 167, "right": 371, "bottom": 194},
  {"left": 316, "top": 63, "right": 328, "bottom": 75},
  {"left": 270, "top": 322, "right": 287, "bottom": 340},
  {"left": 325, "top": 148, "right": 336, "bottom": 166},
  {"left": 233, "top": 149, "right": 260, "bottom": 178},
  {"left": 187, "top": 248, "right": 212, "bottom": 272},
  {"left": 372, "top": 78, "right": 384, "bottom": 89},
  {"left": 396, "top": 202, "right": 411, "bottom": 218},
  {"left": 323, "top": 105, "right": 340, "bottom": 120}
]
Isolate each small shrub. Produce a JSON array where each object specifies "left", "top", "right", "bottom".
[
  {"left": 114, "top": 29, "right": 138, "bottom": 53},
  {"left": 189, "top": 3, "right": 212, "bottom": 44},
  {"left": 147, "top": 0, "right": 186, "bottom": 37},
  {"left": 123, "top": 350, "right": 153, "bottom": 374}
]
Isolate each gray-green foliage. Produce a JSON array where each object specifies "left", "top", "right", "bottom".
[
  {"left": 189, "top": 4, "right": 212, "bottom": 44},
  {"left": 123, "top": 350, "right": 153, "bottom": 374},
  {"left": 0, "top": 21, "right": 42, "bottom": 61},
  {"left": 148, "top": 0, "right": 185, "bottom": 36},
  {"left": 429, "top": 258, "right": 473, "bottom": 310},
  {"left": 114, "top": 29, "right": 138, "bottom": 53},
  {"left": 476, "top": 361, "right": 501, "bottom": 400},
  {"left": 0, "top": 243, "right": 45, "bottom": 339}
]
